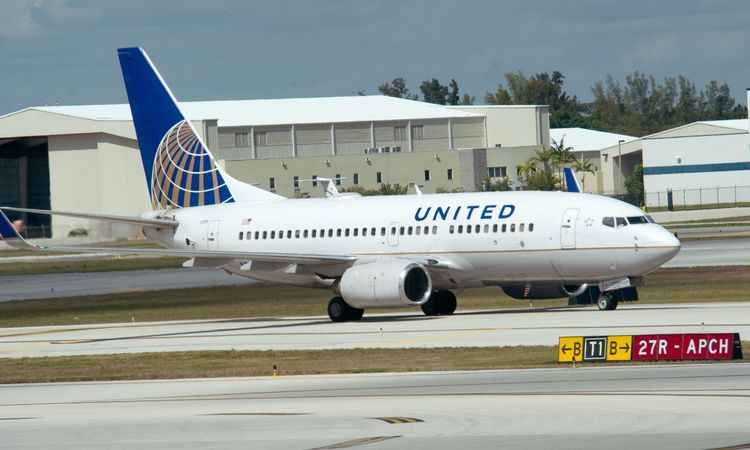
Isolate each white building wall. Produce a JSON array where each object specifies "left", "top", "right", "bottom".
[
  {"left": 642, "top": 133, "right": 750, "bottom": 207},
  {"left": 452, "top": 106, "right": 547, "bottom": 148}
]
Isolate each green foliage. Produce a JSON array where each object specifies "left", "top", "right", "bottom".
[
  {"left": 624, "top": 164, "right": 645, "bottom": 206},
  {"left": 523, "top": 170, "right": 559, "bottom": 191},
  {"left": 419, "top": 78, "right": 450, "bottom": 104},
  {"left": 342, "top": 183, "right": 408, "bottom": 196},
  {"left": 571, "top": 158, "right": 596, "bottom": 191},
  {"left": 378, "top": 78, "right": 418, "bottom": 100},
  {"left": 481, "top": 176, "right": 511, "bottom": 192}
]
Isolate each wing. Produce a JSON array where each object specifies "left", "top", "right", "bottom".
[
  {"left": 1, "top": 207, "right": 176, "bottom": 228},
  {"left": 0, "top": 209, "right": 352, "bottom": 265}
]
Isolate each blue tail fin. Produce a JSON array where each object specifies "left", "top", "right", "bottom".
[
  {"left": 563, "top": 167, "right": 581, "bottom": 193},
  {"left": 0, "top": 209, "right": 37, "bottom": 250},
  {"left": 117, "top": 47, "right": 280, "bottom": 209}
]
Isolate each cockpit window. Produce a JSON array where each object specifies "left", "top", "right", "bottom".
[
  {"left": 627, "top": 216, "right": 649, "bottom": 225},
  {"left": 616, "top": 217, "right": 627, "bottom": 227},
  {"left": 646, "top": 215, "right": 656, "bottom": 223},
  {"left": 602, "top": 217, "right": 615, "bottom": 228}
]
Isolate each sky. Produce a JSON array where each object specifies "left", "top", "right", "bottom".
[{"left": 1, "top": 0, "right": 749, "bottom": 115}]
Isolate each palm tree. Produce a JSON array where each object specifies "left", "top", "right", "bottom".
[
  {"left": 572, "top": 157, "right": 596, "bottom": 191},
  {"left": 515, "top": 161, "right": 537, "bottom": 188},
  {"left": 530, "top": 147, "right": 554, "bottom": 173},
  {"left": 550, "top": 137, "right": 576, "bottom": 182}
]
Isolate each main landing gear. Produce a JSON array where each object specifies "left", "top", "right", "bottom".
[
  {"left": 327, "top": 296, "right": 364, "bottom": 322},
  {"left": 421, "top": 289, "right": 457, "bottom": 316}
]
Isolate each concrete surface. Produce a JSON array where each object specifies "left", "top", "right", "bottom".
[
  {"left": 0, "top": 237, "right": 747, "bottom": 302},
  {"left": 1, "top": 302, "right": 748, "bottom": 358},
  {"left": 1, "top": 364, "right": 749, "bottom": 449},
  {"left": 651, "top": 206, "right": 750, "bottom": 223}
]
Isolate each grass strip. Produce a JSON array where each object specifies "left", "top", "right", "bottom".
[
  {"left": 0, "top": 344, "right": 747, "bottom": 384},
  {"left": 1, "top": 266, "right": 749, "bottom": 328},
  {"left": 0, "top": 257, "right": 184, "bottom": 276}
]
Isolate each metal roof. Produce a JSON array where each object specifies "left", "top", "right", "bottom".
[
  {"left": 21, "top": 95, "right": 482, "bottom": 127},
  {"left": 696, "top": 119, "right": 748, "bottom": 131},
  {"left": 550, "top": 127, "right": 637, "bottom": 152}
]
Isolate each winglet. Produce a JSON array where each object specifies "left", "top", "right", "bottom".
[
  {"left": 0, "top": 209, "right": 39, "bottom": 250},
  {"left": 563, "top": 168, "right": 581, "bottom": 193}
]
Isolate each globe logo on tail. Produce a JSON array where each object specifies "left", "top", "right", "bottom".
[{"left": 151, "top": 121, "right": 233, "bottom": 209}]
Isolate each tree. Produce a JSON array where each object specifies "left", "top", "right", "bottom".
[
  {"left": 420, "top": 79, "right": 449, "bottom": 104},
  {"left": 571, "top": 157, "right": 596, "bottom": 191},
  {"left": 342, "top": 183, "right": 408, "bottom": 196},
  {"left": 624, "top": 164, "right": 644, "bottom": 206},
  {"left": 447, "top": 79, "right": 460, "bottom": 105},
  {"left": 460, "top": 94, "right": 475, "bottom": 105},
  {"left": 378, "top": 78, "right": 418, "bottom": 100},
  {"left": 481, "top": 176, "right": 511, "bottom": 192},
  {"left": 549, "top": 137, "right": 577, "bottom": 182}
]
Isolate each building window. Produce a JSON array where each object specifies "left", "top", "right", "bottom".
[
  {"left": 255, "top": 131, "right": 267, "bottom": 146},
  {"left": 424, "top": 170, "right": 431, "bottom": 181},
  {"left": 235, "top": 132, "right": 249, "bottom": 147},
  {"left": 376, "top": 172, "right": 382, "bottom": 183},
  {"left": 293, "top": 176, "right": 300, "bottom": 190},
  {"left": 488, "top": 166, "right": 507, "bottom": 178},
  {"left": 353, "top": 173, "right": 359, "bottom": 185},
  {"left": 312, "top": 175, "right": 318, "bottom": 187},
  {"left": 411, "top": 124, "right": 424, "bottom": 140},
  {"left": 269, "top": 177, "right": 275, "bottom": 190},
  {"left": 394, "top": 126, "right": 407, "bottom": 141},
  {"left": 335, "top": 174, "right": 341, "bottom": 186},
  {"left": 447, "top": 168, "right": 453, "bottom": 180}
]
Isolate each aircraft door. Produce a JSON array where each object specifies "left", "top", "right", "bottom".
[
  {"left": 203, "top": 220, "right": 221, "bottom": 250},
  {"left": 560, "top": 208, "right": 579, "bottom": 249},
  {"left": 387, "top": 222, "right": 399, "bottom": 247}
]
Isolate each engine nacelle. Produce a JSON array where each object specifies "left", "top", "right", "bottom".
[
  {"left": 339, "top": 261, "right": 432, "bottom": 308},
  {"left": 502, "top": 283, "right": 588, "bottom": 300}
]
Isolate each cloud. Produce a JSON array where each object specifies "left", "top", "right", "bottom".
[{"left": 0, "top": 0, "right": 97, "bottom": 39}]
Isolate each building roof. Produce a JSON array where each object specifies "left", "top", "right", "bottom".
[
  {"left": 696, "top": 119, "right": 748, "bottom": 131},
  {"left": 550, "top": 127, "right": 637, "bottom": 152},
  {"left": 13, "top": 95, "right": 482, "bottom": 128}
]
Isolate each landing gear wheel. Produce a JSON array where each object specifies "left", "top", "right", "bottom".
[
  {"left": 328, "top": 297, "right": 364, "bottom": 322},
  {"left": 421, "top": 290, "right": 457, "bottom": 316},
  {"left": 597, "top": 292, "right": 619, "bottom": 311}
]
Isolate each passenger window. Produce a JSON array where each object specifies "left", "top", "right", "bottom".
[
  {"left": 520, "top": 223, "right": 525, "bottom": 232},
  {"left": 271, "top": 231, "right": 276, "bottom": 239},
  {"left": 254, "top": 231, "right": 259, "bottom": 240},
  {"left": 295, "top": 230, "right": 301, "bottom": 238},
  {"left": 493, "top": 224, "right": 498, "bottom": 233},
  {"left": 328, "top": 229, "right": 333, "bottom": 238},
  {"left": 304, "top": 230, "right": 309, "bottom": 238},
  {"left": 484, "top": 224, "right": 489, "bottom": 233},
  {"left": 502, "top": 224, "right": 507, "bottom": 233},
  {"left": 449, "top": 225, "right": 455, "bottom": 234},
  {"left": 399, "top": 226, "right": 405, "bottom": 236},
  {"left": 424, "top": 226, "right": 429, "bottom": 235},
  {"left": 432, "top": 225, "right": 437, "bottom": 234},
  {"left": 380, "top": 227, "right": 385, "bottom": 236},
  {"left": 238, "top": 231, "right": 243, "bottom": 240},
  {"left": 602, "top": 217, "right": 615, "bottom": 228},
  {"left": 415, "top": 227, "right": 421, "bottom": 236},
  {"left": 458, "top": 225, "right": 463, "bottom": 233},
  {"left": 391, "top": 226, "right": 396, "bottom": 235},
  {"left": 337, "top": 229, "right": 342, "bottom": 237},
  {"left": 345, "top": 229, "right": 350, "bottom": 237},
  {"left": 354, "top": 228, "right": 359, "bottom": 237},
  {"left": 262, "top": 231, "right": 268, "bottom": 239},
  {"left": 466, "top": 224, "right": 472, "bottom": 234},
  {"left": 616, "top": 217, "right": 627, "bottom": 228},
  {"left": 362, "top": 227, "right": 367, "bottom": 236},
  {"left": 312, "top": 230, "right": 317, "bottom": 238},
  {"left": 407, "top": 226, "right": 413, "bottom": 235},
  {"left": 510, "top": 224, "right": 516, "bottom": 232},
  {"left": 475, "top": 224, "right": 480, "bottom": 233},
  {"left": 372, "top": 227, "right": 377, "bottom": 236},
  {"left": 279, "top": 230, "right": 284, "bottom": 239},
  {"left": 529, "top": 223, "right": 534, "bottom": 232}
]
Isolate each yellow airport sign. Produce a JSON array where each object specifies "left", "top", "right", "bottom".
[
  {"left": 605, "top": 335, "right": 632, "bottom": 361},
  {"left": 557, "top": 336, "right": 583, "bottom": 362}
]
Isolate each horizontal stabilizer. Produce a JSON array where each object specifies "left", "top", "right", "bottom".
[{"left": 1, "top": 207, "right": 178, "bottom": 228}]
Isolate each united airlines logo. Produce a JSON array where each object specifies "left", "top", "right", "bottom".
[
  {"left": 151, "top": 120, "right": 233, "bottom": 209},
  {"left": 414, "top": 204, "right": 515, "bottom": 221}
]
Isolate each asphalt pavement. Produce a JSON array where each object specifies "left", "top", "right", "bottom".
[{"left": 2, "top": 363, "right": 749, "bottom": 449}]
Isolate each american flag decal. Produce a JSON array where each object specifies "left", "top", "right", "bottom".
[
  {"left": 151, "top": 120, "right": 234, "bottom": 210},
  {"left": 241, "top": 218, "right": 253, "bottom": 225}
]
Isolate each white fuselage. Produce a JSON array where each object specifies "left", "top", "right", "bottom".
[{"left": 152, "top": 191, "right": 680, "bottom": 288}]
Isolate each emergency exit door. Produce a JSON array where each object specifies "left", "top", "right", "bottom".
[{"left": 560, "top": 208, "right": 579, "bottom": 249}]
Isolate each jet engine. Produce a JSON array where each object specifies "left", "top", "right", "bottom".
[
  {"left": 339, "top": 261, "right": 432, "bottom": 308},
  {"left": 502, "top": 283, "right": 589, "bottom": 299}
]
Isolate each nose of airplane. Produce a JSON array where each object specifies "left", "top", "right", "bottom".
[{"left": 657, "top": 226, "right": 681, "bottom": 261}]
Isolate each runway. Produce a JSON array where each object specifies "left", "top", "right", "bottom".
[
  {"left": 1, "top": 363, "right": 749, "bottom": 449},
  {"left": 1, "top": 237, "right": 748, "bottom": 302},
  {"left": 1, "top": 302, "right": 748, "bottom": 358}
]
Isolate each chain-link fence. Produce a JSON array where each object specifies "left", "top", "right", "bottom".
[{"left": 645, "top": 185, "right": 750, "bottom": 210}]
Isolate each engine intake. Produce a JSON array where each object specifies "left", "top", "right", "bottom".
[{"left": 339, "top": 261, "right": 432, "bottom": 308}]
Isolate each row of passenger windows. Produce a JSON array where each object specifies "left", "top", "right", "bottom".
[
  {"left": 602, "top": 215, "right": 653, "bottom": 228},
  {"left": 238, "top": 222, "right": 535, "bottom": 241},
  {"left": 450, "top": 222, "right": 533, "bottom": 234}
]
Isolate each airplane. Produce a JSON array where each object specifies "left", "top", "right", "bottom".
[{"left": 0, "top": 47, "right": 681, "bottom": 322}]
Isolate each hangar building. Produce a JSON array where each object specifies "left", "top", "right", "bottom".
[{"left": 0, "top": 96, "right": 549, "bottom": 240}]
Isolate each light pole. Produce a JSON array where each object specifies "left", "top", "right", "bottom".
[{"left": 617, "top": 139, "right": 625, "bottom": 195}]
